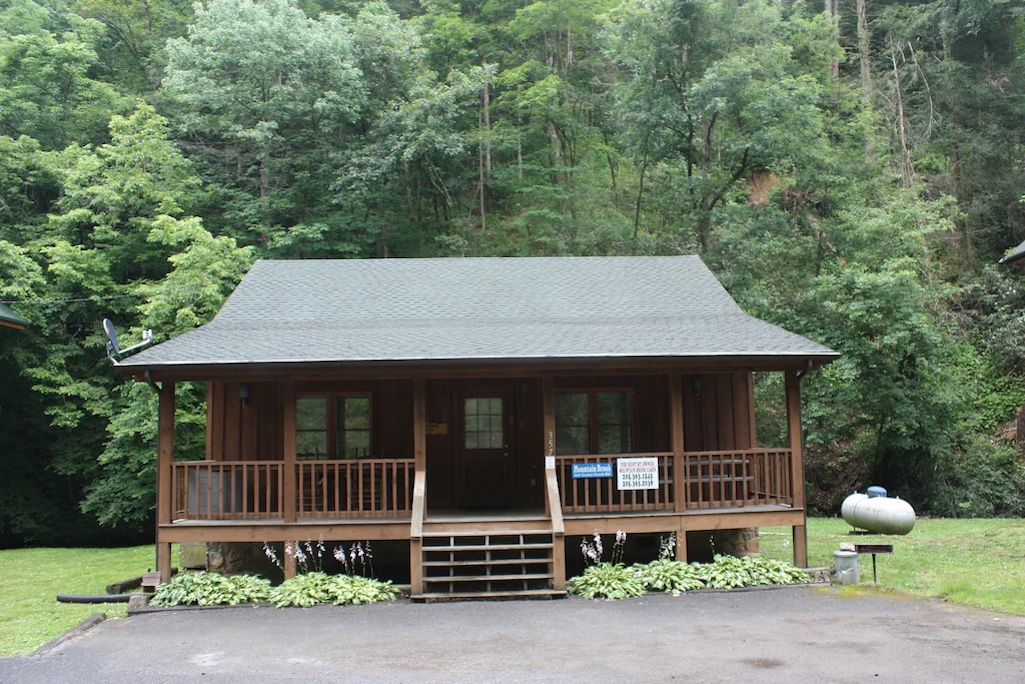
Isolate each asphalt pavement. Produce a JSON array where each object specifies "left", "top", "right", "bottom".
[{"left": 2, "top": 586, "right": 1024, "bottom": 683}]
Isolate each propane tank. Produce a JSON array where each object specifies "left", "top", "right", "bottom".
[{"left": 841, "top": 491, "right": 916, "bottom": 535}]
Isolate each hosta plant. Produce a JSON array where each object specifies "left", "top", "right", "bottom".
[
  {"left": 632, "top": 558, "right": 705, "bottom": 595},
  {"left": 270, "top": 572, "right": 398, "bottom": 608},
  {"left": 695, "top": 554, "right": 809, "bottom": 589},
  {"left": 151, "top": 571, "right": 272, "bottom": 607},
  {"left": 567, "top": 563, "right": 647, "bottom": 600}
]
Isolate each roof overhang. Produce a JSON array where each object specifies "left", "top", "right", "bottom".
[
  {"left": 0, "top": 303, "right": 28, "bottom": 330},
  {"left": 124, "top": 352, "right": 840, "bottom": 383}
]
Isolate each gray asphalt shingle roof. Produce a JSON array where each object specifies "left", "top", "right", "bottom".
[
  {"left": 118, "top": 256, "right": 837, "bottom": 370},
  {"left": 0, "top": 302, "right": 28, "bottom": 330},
  {"left": 1000, "top": 239, "right": 1025, "bottom": 265}
]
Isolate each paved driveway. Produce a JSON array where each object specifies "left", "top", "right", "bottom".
[{"left": 2, "top": 586, "right": 1024, "bottom": 683}]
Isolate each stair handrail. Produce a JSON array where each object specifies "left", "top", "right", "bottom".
[
  {"left": 545, "top": 467, "right": 564, "bottom": 535},
  {"left": 411, "top": 468, "right": 426, "bottom": 540}
]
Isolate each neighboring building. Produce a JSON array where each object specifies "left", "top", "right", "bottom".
[
  {"left": 0, "top": 302, "right": 28, "bottom": 330},
  {"left": 116, "top": 256, "right": 837, "bottom": 599},
  {"left": 1000, "top": 239, "right": 1025, "bottom": 265}
]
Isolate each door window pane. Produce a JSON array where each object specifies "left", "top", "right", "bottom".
[{"left": 465, "top": 397, "right": 503, "bottom": 449}]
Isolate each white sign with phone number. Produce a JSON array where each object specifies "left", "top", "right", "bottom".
[{"left": 616, "top": 457, "right": 659, "bottom": 490}]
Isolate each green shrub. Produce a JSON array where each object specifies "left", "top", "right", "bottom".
[
  {"left": 151, "top": 571, "right": 272, "bottom": 607},
  {"left": 566, "top": 563, "right": 646, "bottom": 600},
  {"left": 695, "top": 555, "right": 809, "bottom": 589},
  {"left": 632, "top": 558, "right": 705, "bottom": 595},
  {"left": 270, "top": 572, "right": 398, "bottom": 608}
]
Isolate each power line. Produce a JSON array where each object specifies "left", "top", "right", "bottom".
[{"left": 0, "top": 293, "right": 139, "bottom": 305}]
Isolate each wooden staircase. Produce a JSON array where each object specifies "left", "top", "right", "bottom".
[{"left": 412, "top": 520, "right": 566, "bottom": 602}]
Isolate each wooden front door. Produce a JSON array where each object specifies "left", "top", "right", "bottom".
[{"left": 457, "top": 391, "right": 515, "bottom": 509}]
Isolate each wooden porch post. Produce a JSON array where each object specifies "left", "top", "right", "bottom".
[
  {"left": 156, "top": 380, "right": 175, "bottom": 583},
  {"left": 786, "top": 369, "right": 808, "bottom": 568},
  {"left": 670, "top": 372, "right": 686, "bottom": 514},
  {"left": 541, "top": 376, "right": 556, "bottom": 517},
  {"left": 669, "top": 372, "right": 690, "bottom": 562},
  {"left": 282, "top": 379, "right": 297, "bottom": 579},
  {"left": 541, "top": 375, "right": 566, "bottom": 591},
  {"left": 409, "top": 377, "right": 426, "bottom": 596}
]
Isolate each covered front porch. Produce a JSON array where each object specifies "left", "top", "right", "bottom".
[{"left": 152, "top": 367, "right": 810, "bottom": 598}]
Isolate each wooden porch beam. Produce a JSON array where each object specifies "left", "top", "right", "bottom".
[
  {"left": 156, "top": 381, "right": 175, "bottom": 583},
  {"left": 785, "top": 369, "right": 808, "bottom": 567}
]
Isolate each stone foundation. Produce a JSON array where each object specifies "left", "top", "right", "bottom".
[{"left": 686, "top": 528, "right": 760, "bottom": 562}]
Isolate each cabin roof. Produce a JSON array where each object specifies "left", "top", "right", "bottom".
[
  {"left": 1000, "top": 239, "right": 1025, "bottom": 265},
  {"left": 117, "top": 256, "right": 837, "bottom": 370},
  {"left": 0, "top": 302, "right": 28, "bottom": 330}
]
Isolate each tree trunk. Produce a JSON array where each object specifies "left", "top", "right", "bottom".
[
  {"left": 826, "top": 0, "right": 840, "bottom": 80},
  {"left": 891, "top": 49, "right": 915, "bottom": 188}
]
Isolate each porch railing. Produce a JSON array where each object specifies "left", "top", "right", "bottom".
[
  {"left": 297, "top": 459, "right": 415, "bottom": 518},
  {"left": 681, "top": 449, "right": 794, "bottom": 509},
  {"left": 171, "top": 458, "right": 415, "bottom": 521},
  {"left": 172, "top": 461, "right": 283, "bottom": 521},
  {"left": 556, "top": 453, "right": 674, "bottom": 514},
  {"left": 555, "top": 448, "right": 794, "bottom": 515}
]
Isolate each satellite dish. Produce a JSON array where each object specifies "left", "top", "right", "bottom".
[
  {"left": 103, "top": 318, "right": 121, "bottom": 357},
  {"left": 102, "top": 318, "right": 154, "bottom": 363}
]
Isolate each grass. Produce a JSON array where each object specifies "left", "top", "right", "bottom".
[
  {"left": 761, "top": 517, "right": 1025, "bottom": 615},
  {"left": 3, "top": 519, "right": 1025, "bottom": 656},
  {"left": 0, "top": 545, "right": 156, "bottom": 657}
]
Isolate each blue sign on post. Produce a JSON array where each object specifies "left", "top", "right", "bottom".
[{"left": 572, "top": 463, "right": 614, "bottom": 479}]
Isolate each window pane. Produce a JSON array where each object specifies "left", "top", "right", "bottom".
[
  {"left": 598, "top": 425, "right": 631, "bottom": 454},
  {"left": 340, "top": 397, "right": 370, "bottom": 430},
  {"left": 556, "top": 393, "right": 588, "bottom": 426},
  {"left": 297, "top": 431, "right": 328, "bottom": 460},
  {"left": 297, "top": 397, "right": 327, "bottom": 430},
  {"left": 338, "top": 430, "right": 370, "bottom": 459},
  {"left": 597, "top": 391, "right": 631, "bottom": 454},
  {"left": 556, "top": 426, "right": 589, "bottom": 455},
  {"left": 597, "top": 391, "right": 631, "bottom": 425}
]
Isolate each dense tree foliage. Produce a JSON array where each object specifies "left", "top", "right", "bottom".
[{"left": 1, "top": 0, "right": 1024, "bottom": 544}]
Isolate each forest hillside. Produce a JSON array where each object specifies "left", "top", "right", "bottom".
[{"left": 1, "top": 0, "right": 1024, "bottom": 544}]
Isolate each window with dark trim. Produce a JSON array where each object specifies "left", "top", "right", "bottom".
[
  {"left": 296, "top": 394, "right": 371, "bottom": 460},
  {"left": 555, "top": 390, "right": 632, "bottom": 455}
]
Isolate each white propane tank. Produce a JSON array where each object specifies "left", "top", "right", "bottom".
[{"left": 841, "top": 491, "right": 916, "bottom": 535}]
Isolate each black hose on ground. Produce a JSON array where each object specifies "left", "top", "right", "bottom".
[{"left": 56, "top": 593, "right": 133, "bottom": 604}]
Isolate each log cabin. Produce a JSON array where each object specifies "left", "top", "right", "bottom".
[{"left": 116, "top": 256, "right": 837, "bottom": 599}]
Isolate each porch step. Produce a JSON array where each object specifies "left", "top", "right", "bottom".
[
  {"left": 422, "top": 542, "right": 553, "bottom": 553},
  {"left": 415, "top": 589, "right": 567, "bottom": 603},
  {"left": 412, "top": 526, "right": 563, "bottom": 602},
  {"left": 428, "top": 573, "right": 554, "bottom": 583},
  {"left": 422, "top": 558, "right": 551, "bottom": 568},
  {"left": 423, "top": 528, "right": 554, "bottom": 538}
]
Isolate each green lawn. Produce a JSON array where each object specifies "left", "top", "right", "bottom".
[
  {"left": 761, "top": 518, "right": 1025, "bottom": 615},
  {"left": 3, "top": 519, "right": 1025, "bottom": 657},
  {"left": 0, "top": 545, "right": 156, "bottom": 657}
]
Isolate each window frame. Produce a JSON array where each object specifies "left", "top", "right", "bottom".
[
  {"left": 295, "top": 392, "right": 373, "bottom": 460},
  {"left": 554, "top": 387, "right": 634, "bottom": 456}
]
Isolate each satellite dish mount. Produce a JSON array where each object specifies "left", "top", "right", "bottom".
[{"left": 103, "top": 318, "right": 154, "bottom": 363}]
